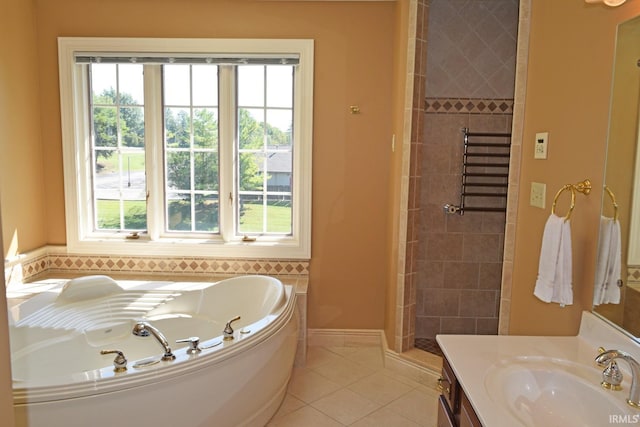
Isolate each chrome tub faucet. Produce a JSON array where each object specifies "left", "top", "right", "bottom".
[{"left": 132, "top": 321, "right": 176, "bottom": 361}]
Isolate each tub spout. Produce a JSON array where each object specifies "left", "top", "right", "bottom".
[{"left": 132, "top": 321, "right": 176, "bottom": 361}]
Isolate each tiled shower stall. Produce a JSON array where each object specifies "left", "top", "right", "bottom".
[{"left": 415, "top": 0, "right": 519, "bottom": 345}]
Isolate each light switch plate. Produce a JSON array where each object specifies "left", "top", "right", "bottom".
[
  {"left": 534, "top": 132, "right": 549, "bottom": 159},
  {"left": 530, "top": 182, "right": 546, "bottom": 208}
]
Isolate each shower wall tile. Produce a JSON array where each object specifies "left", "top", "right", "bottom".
[
  {"left": 426, "top": 0, "right": 519, "bottom": 99},
  {"left": 443, "top": 262, "right": 479, "bottom": 290},
  {"left": 425, "top": 174, "right": 459, "bottom": 204},
  {"left": 476, "top": 318, "right": 499, "bottom": 335},
  {"left": 417, "top": 99, "right": 512, "bottom": 338},
  {"left": 415, "top": 315, "right": 440, "bottom": 337},
  {"left": 478, "top": 262, "right": 503, "bottom": 291},
  {"left": 481, "top": 212, "right": 507, "bottom": 233},
  {"left": 418, "top": 260, "right": 444, "bottom": 289},
  {"left": 423, "top": 289, "right": 460, "bottom": 316},
  {"left": 445, "top": 213, "right": 483, "bottom": 233},
  {"left": 462, "top": 233, "right": 503, "bottom": 263},
  {"left": 459, "top": 290, "right": 499, "bottom": 317},
  {"left": 425, "top": 232, "right": 463, "bottom": 261},
  {"left": 439, "top": 317, "right": 475, "bottom": 334},
  {"left": 420, "top": 203, "right": 446, "bottom": 235}
]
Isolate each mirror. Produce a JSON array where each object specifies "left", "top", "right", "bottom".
[{"left": 593, "top": 14, "right": 640, "bottom": 337}]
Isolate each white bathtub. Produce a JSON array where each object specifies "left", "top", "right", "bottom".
[{"left": 8, "top": 275, "right": 298, "bottom": 427}]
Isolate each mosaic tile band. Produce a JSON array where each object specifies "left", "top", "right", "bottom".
[
  {"left": 628, "top": 266, "right": 640, "bottom": 283},
  {"left": 425, "top": 98, "right": 514, "bottom": 115},
  {"left": 8, "top": 250, "right": 309, "bottom": 285}
]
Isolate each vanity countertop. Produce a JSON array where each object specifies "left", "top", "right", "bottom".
[{"left": 436, "top": 311, "right": 640, "bottom": 427}]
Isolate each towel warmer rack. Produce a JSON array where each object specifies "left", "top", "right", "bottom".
[{"left": 444, "top": 127, "right": 512, "bottom": 215}]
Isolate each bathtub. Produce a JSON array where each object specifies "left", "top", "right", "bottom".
[{"left": 8, "top": 275, "right": 299, "bottom": 427}]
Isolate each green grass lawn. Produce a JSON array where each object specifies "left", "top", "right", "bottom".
[
  {"left": 96, "top": 200, "right": 147, "bottom": 229},
  {"left": 240, "top": 202, "right": 292, "bottom": 233},
  {"left": 97, "top": 199, "right": 291, "bottom": 233}
]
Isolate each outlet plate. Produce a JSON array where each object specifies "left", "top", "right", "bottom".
[
  {"left": 530, "top": 182, "right": 546, "bottom": 208},
  {"left": 534, "top": 132, "right": 549, "bottom": 159}
]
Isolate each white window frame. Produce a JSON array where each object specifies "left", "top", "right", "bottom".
[{"left": 58, "top": 37, "right": 313, "bottom": 259}]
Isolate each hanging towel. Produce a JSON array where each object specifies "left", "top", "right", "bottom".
[
  {"left": 534, "top": 213, "right": 573, "bottom": 306},
  {"left": 593, "top": 216, "right": 622, "bottom": 306}
]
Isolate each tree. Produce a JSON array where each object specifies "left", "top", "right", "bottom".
[{"left": 93, "top": 88, "right": 144, "bottom": 164}]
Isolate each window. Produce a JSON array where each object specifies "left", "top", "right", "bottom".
[{"left": 59, "top": 38, "right": 313, "bottom": 258}]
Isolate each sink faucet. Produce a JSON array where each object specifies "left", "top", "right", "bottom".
[
  {"left": 132, "top": 321, "right": 176, "bottom": 361},
  {"left": 595, "top": 349, "right": 640, "bottom": 408}
]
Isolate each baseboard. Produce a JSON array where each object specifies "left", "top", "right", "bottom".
[{"left": 307, "top": 328, "right": 383, "bottom": 347}]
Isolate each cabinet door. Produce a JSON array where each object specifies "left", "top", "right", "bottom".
[
  {"left": 437, "top": 395, "right": 456, "bottom": 427},
  {"left": 440, "top": 357, "right": 459, "bottom": 412}
]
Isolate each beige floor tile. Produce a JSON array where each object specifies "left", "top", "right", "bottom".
[
  {"left": 311, "top": 388, "right": 380, "bottom": 425},
  {"left": 348, "top": 371, "right": 414, "bottom": 405},
  {"left": 380, "top": 367, "right": 425, "bottom": 389},
  {"left": 306, "top": 345, "right": 346, "bottom": 369},
  {"left": 270, "top": 393, "right": 306, "bottom": 420},
  {"left": 385, "top": 389, "right": 438, "bottom": 427},
  {"left": 324, "top": 345, "right": 361, "bottom": 357},
  {"left": 266, "top": 406, "right": 344, "bottom": 427},
  {"left": 287, "top": 368, "right": 343, "bottom": 403},
  {"left": 311, "top": 356, "right": 374, "bottom": 386},
  {"left": 283, "top": 344, "right": 440, "bottom": 427},
  {"left": 350, "top": 407, "right": 422, "bottom": 427},
  {"left": 342, "top": 346, "right": 385, "bottom": 370}
]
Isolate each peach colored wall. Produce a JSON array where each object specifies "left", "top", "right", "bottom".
[
  {"left": 27, "top": 0, "right": 396, "bottom": 330},
  {"left": 1, "top": 0, "right": 47, "bottom": 259},
  {"left": 509, "top": 0, "right": 640, "bottom": 335},
  {"left": 0, "top": 0, "right": 33, "bottom": 420}
]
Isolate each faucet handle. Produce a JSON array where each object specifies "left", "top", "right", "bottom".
[
  {"left": 223, "top": 316, "right": 241, "bottom": 340},
  {"left": 100, "top": 349, "right": 128, "bottom": 372},
  {"left": 176, "top": 336, "right": 202, "bottom": 354},
  {"left": 602, "top": 360, "right": 624, "bottom": 391}
]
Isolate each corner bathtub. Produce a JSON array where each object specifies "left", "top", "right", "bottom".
[{"left": 8, "top": 275, "right": 298, "bottom": 427}]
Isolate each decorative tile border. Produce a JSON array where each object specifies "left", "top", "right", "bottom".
[
  {"left": 425, "top": 98, "right": 514, "bottom": 115},
  {"left": 628, "top": 266, "right": 640, "bottom": 283},
  {"left": 6, "top": 246, "right": 309, "bottom": 285}
]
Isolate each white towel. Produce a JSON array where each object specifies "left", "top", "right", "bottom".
[
  {"left": 534, "top": 214, "right": 573, "bottom": 306},
  {"left": 593, "top": 216, "right": 622, "bottom": 306}
]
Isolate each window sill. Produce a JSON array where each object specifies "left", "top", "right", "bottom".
[{"left": 67, "top": 237, "right": 310, "bottom": 259}]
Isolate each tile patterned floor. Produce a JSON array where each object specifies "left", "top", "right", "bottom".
[{"left": 267, "top": 344, "right": 440, "bottom": 426}]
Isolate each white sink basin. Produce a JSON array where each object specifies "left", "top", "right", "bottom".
[{"left": 484, "top": 357, "right": 635, "bottom": 426}]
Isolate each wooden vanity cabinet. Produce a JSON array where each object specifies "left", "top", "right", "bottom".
[{"left": 437, "top": 356, "right": 482, "bottom": 427}]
